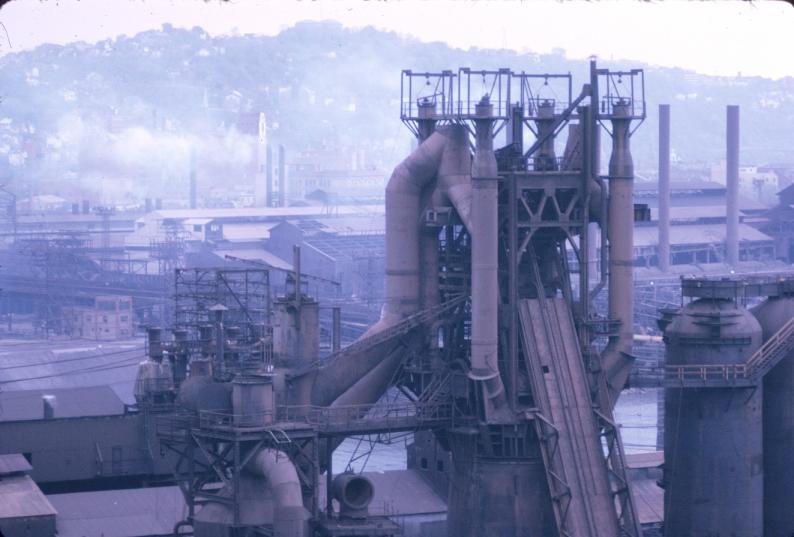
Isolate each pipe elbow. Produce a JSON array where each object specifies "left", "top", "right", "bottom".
[{"left": 247, "top": 449, "right": 310, "bottom": 537}]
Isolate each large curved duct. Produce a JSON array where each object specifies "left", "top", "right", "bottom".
[
  {"left": 306, "top": 127, "right": 474, "bottom": 408},
  {"left": 382, "top": 131, "right": 448, "bottom": 323},
  {"left": 601, "top": 101, "right": 636, "bottom": 406},
  {"left": 247, "top": 449, "right": 310, "bottom": 537},
  {"left": 193, "top": 448, "right": 309, "bottom": 537}
]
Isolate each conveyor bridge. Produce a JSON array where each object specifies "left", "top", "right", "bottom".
[{"left": 519, "top": 297, "right": 641, "bottom": 537}]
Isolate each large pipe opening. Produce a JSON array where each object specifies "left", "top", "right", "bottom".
[{"left": 332, "top": 473, "right": 374, "bottom": 518}]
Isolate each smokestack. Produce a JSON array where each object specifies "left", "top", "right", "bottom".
[
  {"left": 469, "top": 96, "right": 506, "bottom": 418},
  {"left": 266, "top": 145, "right": 274, "bottom": 207},
  {"left": 658, "top": 104, "right": 671, "bottom": 272},
  {"left": 278, "top": 145, "right": 286, "bottom": 207},
  {"left": 332, "top": 307, "right": 341, "bottom": 352},
  {"left": 602, "top": 99, "right": 636, "bottom": 402},
  {"left": 726, "top": 105, "right": 740, "bottom": 266},
  {"left": 189, "top": 147, "right": 197, "bottom": 210}
]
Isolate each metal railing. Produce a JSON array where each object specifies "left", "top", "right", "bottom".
[
  {"left": 192, "top": 400, "right": 459, "bottom": 434},
  {"left": 664, "top": 316, "right": 794, "bottom": 387},
  {"left": 664, "top": 363, "right": 750, "bottom": 385}
]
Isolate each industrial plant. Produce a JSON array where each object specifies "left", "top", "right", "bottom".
[{"left": 2, "top": 27, "right": 794, "bottom": 537}]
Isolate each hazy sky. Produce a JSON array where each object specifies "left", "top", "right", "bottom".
[{"left": 0, "top": 0, "right": 792, "bottom": 79}]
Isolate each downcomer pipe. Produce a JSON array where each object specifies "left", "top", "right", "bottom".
[
  {"left": 469, "top": 96, "right": 507, "bottom": 418},
  {"left": 726, "top": 105, "right": 740, "bottom": 266},
  {"left": 307, "top": 127, "right": 472, "bottom": 407},
  {"left": 658, "top": 104, "right": 671, "bottom": 272},
  {"left": 246, "top": 448, "right": 310, "bottom": 537},
  {"left": 382, "top": 132, "right": 447, "bottom": 324},
  {"left": 602, "top": 100, "right": 635, "bottom": 405}
]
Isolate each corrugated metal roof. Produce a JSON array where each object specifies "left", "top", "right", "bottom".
[
  {"left": 634, "top": 180, "right": 724, "bottom": 193},
  {"left": 0, "top": 339, "right": 144, "bottom": 403},
  {"left": 218, "top": 248, "right": 293, "bottom": 271},
  {"left": 151, "top": 205, "right": 384, "bottom": 221},
  {"left": 0, "top": 453, "right": 33, "bottom": 475},
  {"left": 183, "top": 218, "right": 213, "bottom": 226},
  {"left": 0, "top": 474, "right": 57, "bottom": 519},
  {"left": 309, "top": 215, "right": 385, "bottom": 236},
  {"left": 0, "top": 385, "right": 125, "bottom": 422},
  {"left": 48, "top": 486, "right": 185, "bottom": 537},
  {"left": 221, "top": 223, "right": 275, "bottom": 241},
  {"left": 634, "top": 223, "right": 773, "bottom": 248}
]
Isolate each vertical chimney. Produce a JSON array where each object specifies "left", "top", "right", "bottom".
[
  {"left": 469, "top": 96, "right": 507, "bottom": 418},
  {"left": 189, "top": 147, "right": 197, "bottom": 210},
  {"left": 266, "top": 145, "right": 274, "bottom": 207},
  {"left": 332, "top": 307, "right": 341, "bottom": 352},
  {"left": 726, "top": 105, "right": 740, "bottom": 266},
  {"left": 278, "top": 145, "right": 286, "bottom": 207},
  {"left": 658, "top": 104, "right": 671, "bottom": 272}
]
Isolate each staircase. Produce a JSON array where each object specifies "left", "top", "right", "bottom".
[{"left": 747, "top": 316, "right": 794, "bottom": 378}]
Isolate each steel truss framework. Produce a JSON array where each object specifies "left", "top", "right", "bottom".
[{"left": 400, "top": 61, "right": 645, "bottom": 537}]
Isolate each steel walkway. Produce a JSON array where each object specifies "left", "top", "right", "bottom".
[{"left": 664, "top": 315, "right": 794, "bottom": 387}]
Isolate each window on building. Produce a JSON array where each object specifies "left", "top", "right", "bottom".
[
  {"left": 436, "top": 460, "right": 445, "bottom": 472},
  {"left": 420, "top": 457, "right": 428, "bottom": 470},
  {"left": 193, "top": 224, "right": 202, "bottom": 232},
  {"left": 120, "top": 316, "right": 128, "bottom": 322}
]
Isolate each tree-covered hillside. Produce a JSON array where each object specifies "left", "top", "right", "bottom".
[{"left": 0, "top": 21, "right": 791, "bottom": 200}]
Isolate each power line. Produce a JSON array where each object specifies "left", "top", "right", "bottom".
[
  {"left": 0, "top": 356, "right": 141, "bottom": 385},
  {"left": 0, "top": 345, "right": 143, "bottom": 371}
]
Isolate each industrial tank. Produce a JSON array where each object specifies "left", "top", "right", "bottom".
[
  {"left": 752, "top": 295, "right": 794, "bottom": 537},
  {"left": 663, "top": 297, "right": 763, "bottom": 537}
]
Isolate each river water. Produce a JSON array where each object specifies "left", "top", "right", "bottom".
[{"left": 334, "top": 388, "right": 661, "bottom": 473}]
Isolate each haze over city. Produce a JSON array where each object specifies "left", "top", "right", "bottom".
[{"left": 0, "top": 2, "right": 793, "bottom": 537}]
